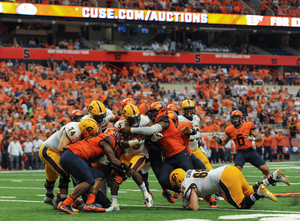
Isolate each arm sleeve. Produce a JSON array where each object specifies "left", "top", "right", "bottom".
[{"left": 130, "top": 124, "right": 163, "bottom": 136}]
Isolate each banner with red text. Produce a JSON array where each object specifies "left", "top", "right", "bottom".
[
  {"left": 1, "top": 47, "right": 300, "bottom": 66},
  {"left": 1, "top": 2, "right": 300, "bottom": 27}
]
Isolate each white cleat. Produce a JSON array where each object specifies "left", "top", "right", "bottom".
[
  {"left": 198, "top": 197, "right": 204, "bottom": 201},
  {"left": 272, "top": 169, "right": 290, "bottom": 185},
  {"left": 44, "top": 196, "right": 58, "bottom": 208},
  {"left": 106, "top": 202, "right": 120, "bottom": 212},
  {"left": 257, "top": 184, "right": 278, "bottom": 202},
  {"left": 143, "top": 192, "right": 153, "bottom": 208}
]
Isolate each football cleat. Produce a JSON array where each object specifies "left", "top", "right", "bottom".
[
  {"left": 215, "top": 193, "right": 225, "bottom": 201},
  {"left": 162, "top": 190, "right": 176, "bottom": 203},
  {"left": 205, "top": 196, "right": 218, "bottom": 208},
  {"left": 143, "top": 192, "right": 154, "bottom": 207},
  {"left": 83, "top": 203, "right": 106, "bottom": 212},
  {"left": 44, "top": 195, "right": 57, "bottom": 209},
  {"left": 198, "top": 197, "right": 204, "bottom": 201},
  {"left": 72, "top": 198, "right": 84, "bottom": 210},
  {"left": 257, "top": 184, "right": 278, "bottom": 202},
  {"left": 143, "top": 192, "right": 153, "bottom": 208},
  {"left": 172, "top": 192, "right": 182, "bottom": 199},
  {"left": 271, "top": 169, "right": 290, "bottom": 186},
  {"left": 106, "top": 202, "right": 120, "bottom": 212},
  {"left": 57, "top": 202, "right": 78, "bottom": 214}
]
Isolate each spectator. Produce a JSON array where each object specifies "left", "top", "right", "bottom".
[
  {"left": 151, "top": 41, "right": 160, "bottom": 52},
  {"left": 28, "top": 37, "right": 36, "bottom": 47},
  {"left": 33, "top": 135, "right": 44, "bottom": 170},
  {"left": 8, "top": 137, "right": 24, "bottom": 171},
  {"left": 162, "top": 41, "right": 169, "bottom": 51},
  {"left": 23, "top": 137, "right": 34, "bottom": 170},
  {"left": 124, "top": 43, "right": 131, "bottom": 51}
]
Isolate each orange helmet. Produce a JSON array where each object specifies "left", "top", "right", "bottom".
[
  {"left": 167, "top": 104, "right": 179, "bottom": 115},
  {"left": 168, "top": 111, "right": 178, "bottom": 126},
  {"left": 71, "top": 109, "right": 84, "bottom": 122},
  {"left": 148, "top": 102, "right": 167, "bottom": 122},
  {"left": 121, "top": 98, "right": 136, "bottom": 110},
  {"left": 230, "top": 110, "right": 244, "bottom": 128},
  {"left": 138, "top": 103, "right": 150, "bottom": 115}
]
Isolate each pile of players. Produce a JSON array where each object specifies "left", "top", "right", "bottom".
[{"left": 39, "top": 98, "right": 291, "bottom": 214}]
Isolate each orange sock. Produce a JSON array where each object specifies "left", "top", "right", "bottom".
[
  {"left": 63, "top": 194, "right": 75, "bottom": 206},
  {"left": 86, "top": 193, "right": 96, "bottom": 204}
]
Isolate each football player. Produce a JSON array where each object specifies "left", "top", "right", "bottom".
[
  {"left": 121, "top": 102, "right": 193, "bottom": 198},
  {"left": 39, "top": 117, "right": 98, "bottom": 209},
  {"left": 168, "top": 111, "right": 218, "bottom": 208},
  {"left": 58, "top": 129, "right": 131, "bottom": 214},
  {"left": 112, "top": 104, "right": 153, "bottom": 209},
  {"left": 212, "top": 110, "right": 270, "bottom": 178},
  {"left": 121, "top": 98, "right": 137, "bottom": 110},
  {"left": 178, "top": 100, "right": 212, "bottom": 171},
  {"left": 70, "top": 109, "right": 84, "bottom": 122},
  {"left": 170, "top": 166, "right": 290, "bottom": 210},
  {"left": 83, "top": 100, "right": 119, "bottom": 132}
]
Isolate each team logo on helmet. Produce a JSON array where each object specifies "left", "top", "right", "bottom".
[{"left": 88, "top": 100, "right": 106, "bottom": 124}]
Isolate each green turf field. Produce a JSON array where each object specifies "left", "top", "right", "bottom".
[{"left": 0, "top": 161, "right": 299, "bottom": 221}]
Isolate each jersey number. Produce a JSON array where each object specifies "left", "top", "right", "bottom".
[
  {"left": 237, "top": 134, "right": 245, "bottom": 146},
  {"left": 192, "top": 171, "right": 208, "bottom": 179}
]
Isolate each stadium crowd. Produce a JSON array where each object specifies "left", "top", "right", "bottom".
[{"left": 0, "top": 58, "right": 299, "bottom": 172}]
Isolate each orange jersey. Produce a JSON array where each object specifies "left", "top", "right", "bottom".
[
  {"left": 209, "top": 138, "right": 216, "bottom": 148},
  {"left": 66, "top": 130, "right": 119, "bottom": 161},
  {"left": 177, "top": 121, "right": 193, "bottom": 155},
  {"left": 275, "top": 134, "right": 284, "bottom": 146},
  {"left": 256, "top": 140, "right": 263, "bottom": 147},
  {"left": 225, "top": 122, "right": 256, "bottom": 150},
  {"left": 263, "top": 136, "right": 272, "bottom": 146},
  {"left": 155, "top": 114, "right": 186, "bottom": 158}
]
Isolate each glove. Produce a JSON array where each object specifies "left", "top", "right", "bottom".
[
  {"left": 114, "top": 175, "right": 124, "bottom": 184},
  {"left": 95, "top": 155, "right": 109, "bottom": 165},
  {"left": 199, "top": 146, "right": 207, "bottom": 155},
  {"left": 212, "top": 134, "right": 222, "bottom": 144},
  {"left": 245, "top": 136, "right": 255, "bottom": 141},
  {"left": 151, "top": 133, "right": 163, "bottom": 142}
]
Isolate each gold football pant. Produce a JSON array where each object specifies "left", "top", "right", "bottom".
[
  {"left": 120, "top": 154, "right": 146, "bottom": 172},
  {"left": 39, "top": 144, "right": 68, "bottom": 182},
  {"left": 192, "top": 148, "right": 213, "bottom": 170},
  {"left": 219, "top": 165, "right": 254, "bottom": 208}
]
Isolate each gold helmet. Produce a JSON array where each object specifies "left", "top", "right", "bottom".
[
  {"left": 123, "top": 104, "right": 141, "bottom": 127},
  {"left": 88, "top": 100, "right": 106, "bottom": 124},
  {"left": 79, "top": 117, "right": 98, "bottom": 138},
  {"left": 169, "top": 168, "right": 187, "bottom": 187},
  {"left": 181, "top": 100, "right": 195, "bottom": 121}
]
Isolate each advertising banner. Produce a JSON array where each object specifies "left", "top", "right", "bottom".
[
  {"left": 1, "top": 2, "right": 300, "bottom": 27},
  {"left": 1, "top": 47, "right": 300, "bottom": 66}
]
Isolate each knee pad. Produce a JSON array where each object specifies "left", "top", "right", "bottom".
[
  {"left": 45, "top": 180, "right": 56, "bottom": 191},
  {"left": 58, "top": 176, "right": 70, "bottom": 189}
]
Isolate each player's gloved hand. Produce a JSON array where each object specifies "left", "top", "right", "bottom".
[
  {"left": 199, "top": 146, "right": 207, "bottom": 155},
  {"left": 245, "top": 136, "right": 255, "bottom": 141},
  {"left": 212, "top": 134, "right": 222, "bottom": 144},
  {"left": 151, "top": 133, "right": 163, "bottom": 142},
  {"left": 114, "top": 175, "right": 124, "bottom": 184},
  {"left": 95, "top": 155, "right": 109, "bottom": 165}
]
